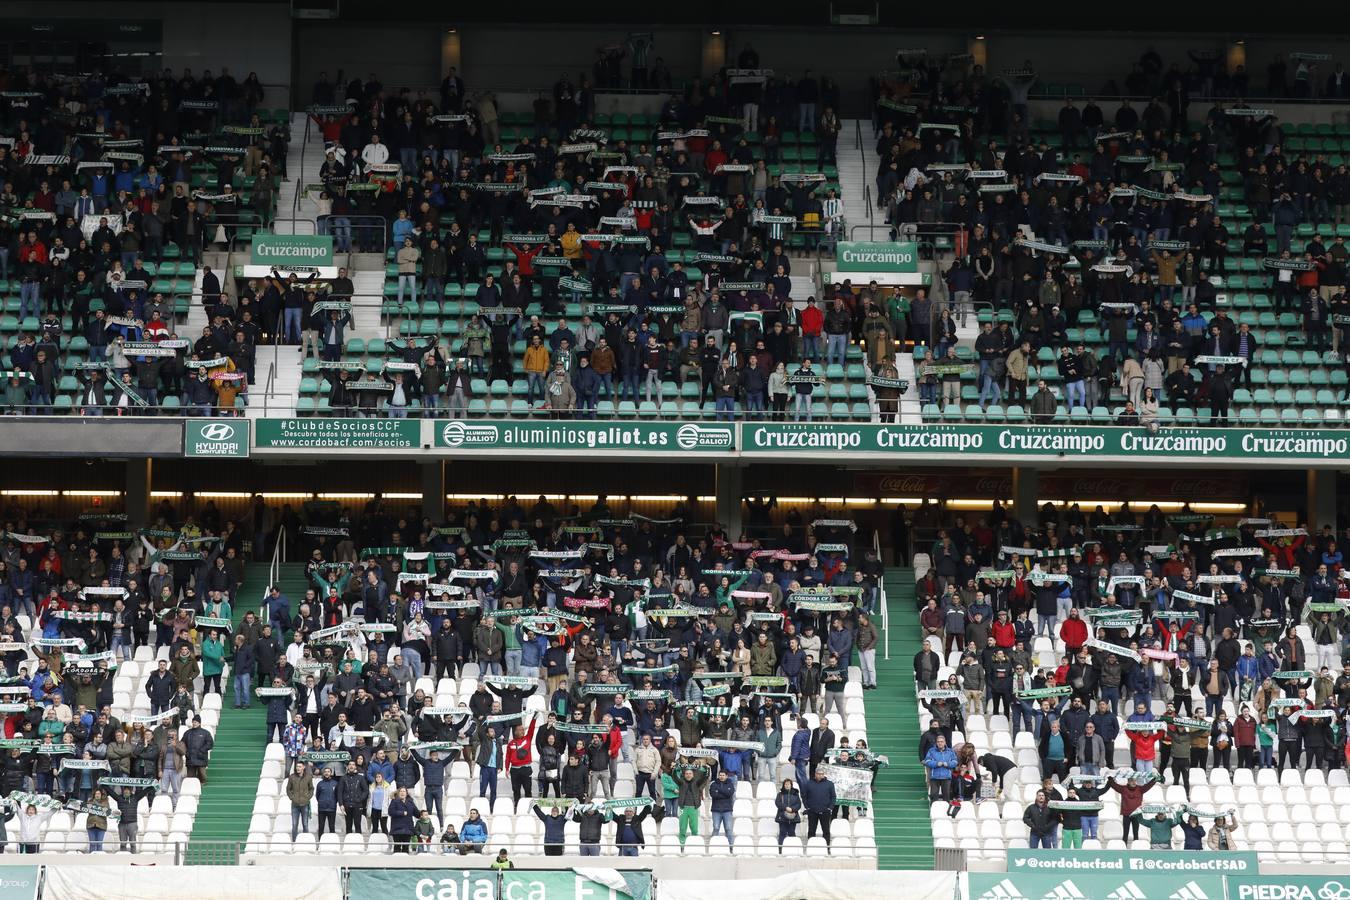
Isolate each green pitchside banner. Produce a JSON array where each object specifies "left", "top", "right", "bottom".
[
  {"left": 435, "top": 420, "right": 735, "bottom": 452},
  {"left": 1005, "top": 849, "right": 1258, "bottom": 874},
  {"left": 0, "top": 867, "right": 38, "bottom": 900},
  {"left": 243, "top": 419, "right": 1350, "bottom": 466},
  {"left": 345, "top": 869, "right": 654, "bottom": 900},
  {"left": 969, "top": 871, "right": 1224, "bottom": 899},
  {"left": 183, "top": 419, "right": 250, "bottom": 457},
  {"left": 1228, "top": 876, "right": 1350, "bottom": 900},
  {"left": 836, "top": 241, "right": 919, "bottom": 272},
  {"left": 254, "top": 418, "right": 419, "bottom": 449},
  {"left": 740, "top": 424, "right": 1350, "bottom": 463}
]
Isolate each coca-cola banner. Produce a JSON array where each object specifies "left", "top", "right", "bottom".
[{"left": 856, "top": 472, "right": 1249, "bottom": 501}]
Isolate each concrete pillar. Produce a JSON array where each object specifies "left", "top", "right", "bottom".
[
  {"left": 421, "top": 462, "right": 446, "bottom": 523},
  {"left": 701, "top": 32, "right": 726, "bottom": 80},
  {"left": 1307, "top": 469, "right": 1337, "bottom": 534},
  {"left": 1012, "top": 467, "right": 1039, "bottom": 523},
  {"left": 441, "top": 30, "right": 462, "bottom": 79},
  {"left": 715, "top": 464, "right": 744, "bottom": 538},
  {"left": 126, "top": 459, "right": 152, "bottom": 525}
]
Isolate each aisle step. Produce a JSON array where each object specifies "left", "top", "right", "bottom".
[{"left": 862, "top": 569, "right": 934, "bottom": 868}]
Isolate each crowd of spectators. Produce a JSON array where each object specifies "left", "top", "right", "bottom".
[
  {"left": 245, "top": 495, "right": 883, "bottom": 855},
  {"left": 912, "top": 500, "right": 1350, "bottom": 851},
  {"left": 0, "top": 505, "right": 246, "bottom": 851},
  {"left": 0, "top": 66, "right": 286, "bottom": 414},
  {"left": 862, "top": 49, "right": 1350, "bottom": 425}
]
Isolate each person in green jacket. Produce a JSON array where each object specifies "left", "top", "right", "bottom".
[
  {"left": 660, "top": 769, "right": 679, "bottom": 818},
  {"left": 201, "top": 632, "right": 226, "bottom": 695},
  {"left": 676, "top": 762, "right": 710, "bottom": 846},
  {"left": 1131, "top": 808, "right": 1182, "bottom": 849}
]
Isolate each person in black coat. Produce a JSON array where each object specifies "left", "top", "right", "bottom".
[
  {"left": 339, "top": 761, "right": 370, "bottom": 833},
  {"left": 1207, "top": 365, "right": 1233, "bottom": 426},
  {"left": 613, "top": 805, "right": 651, "bottom": 855}
]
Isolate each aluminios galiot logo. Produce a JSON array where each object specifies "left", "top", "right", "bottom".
[
  {"left": 440, "top": 421, "right": 500, "bottom": 447},
  {"left": 677, "top": 424, "right": 734, "bottom": 450}
]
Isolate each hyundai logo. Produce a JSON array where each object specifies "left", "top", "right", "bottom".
[{"left": 198, "top": 423, "right": 236, "bottom": 442}]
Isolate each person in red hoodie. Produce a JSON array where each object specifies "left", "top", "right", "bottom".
[
  {"left": 800, "top": 297, "right": 824, "bottom": 361},
  {"left": 992, "top": 610, "right": 1016, "bottom": 649},
  {"left": 1110, "top": 772, "right": 1158, "bottom": 845},
  {"left": 1059, "top": 608, "right": 1088, "bottom": 653},
  {"left": 504, "top": 713, "right": 539, "bottom": 804}
]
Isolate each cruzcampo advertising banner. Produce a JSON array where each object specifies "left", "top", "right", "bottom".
[
  {"left": 250, "top": 233, "right": 333, "bottom": 267},
  {"left": 435, "top": 420, "right": 735, "bottom": 453},
  {"left": 345, "top": 869, "right": 653, "bottom": 900},
  {"left": 969, "top": 871, "right": 1225, "bottom": 900},
  {"left": 1005, "top": 849, "right": 1259, "bottom": 875},
  {"left": 836, "top": 240, "right": 918, "bottom": 273},
  {"left": 1227, "top": 876, "right": 1350, "bottom": 900},
  {"left": 741, "top": 423, "right": 1350, "bottom": 464},
  {"left": 254, "top": 417, "right": 419, "bottom": 449}
]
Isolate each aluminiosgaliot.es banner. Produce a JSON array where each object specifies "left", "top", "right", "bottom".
[{"left": 435, "top": 421, "right": 735, "bottom": 452}]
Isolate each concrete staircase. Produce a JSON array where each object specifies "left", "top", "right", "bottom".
[
  {"left": 246, "top": 345, "right": 303, "bottom": 418},
  {"left": 276, "top": 112, "right": 329, "bottom": 232},
  {"left": 836, "top": 119, "right": 880, "bottom": 243},
  {"left": 863, "top": 568, "right": 935, "bottom": 869},
  {"left": 351, "top": 270, "right": 386, "bottom": 337}
]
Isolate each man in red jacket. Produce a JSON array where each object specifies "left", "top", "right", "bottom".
[
  {"left": 992, "top": 610, "right": 1016, "bottom": 648},
  {"left": 504, "top": 714, "right": 539, "bottom": 804},
  {"left": 1059, "top": 608, "right": 1088, "bottom": 653},
  {"left": 800, "top": 297, "right": 824, "bottom": 361}
]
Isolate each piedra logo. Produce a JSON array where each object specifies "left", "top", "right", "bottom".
[
  {"left": 440, "top": 421, "right": 500, "bottom": 448},
  {"left": 676, "top": 423, "right": 734, "bottom": 450}
]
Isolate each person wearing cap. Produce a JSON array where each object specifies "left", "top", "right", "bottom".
[
  {"left": 183, "top": 714, "right": 214, "bottom": 783},
  {"left": 1206, "top": 810, "right": 1240, "bottom": 850}
]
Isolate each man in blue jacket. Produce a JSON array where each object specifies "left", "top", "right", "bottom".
[
  {"left": 265, "top": 586, "right": 291, "bottom": 637},
  {"left": 923, "top": 734, "right": 957, "bottom": 800},
  {"left": 572, "top": 355, "right": 601, "bottom": 419},
  {"left": 789, "top": 718, "right": 811, "bottom": 785},
  {"left": 413, "top": 747, "right": 448, "bottom": 821},
  {"left": 709, "top": 768, "right": 736, "bottom": 849},
  {"left": 800, "top": 768, "right": 837, "bottom": 848},
  {"left": 533, "top": 801, "right": 568, "bottom": 855},
  {"left": 314, "top": 767, "right": 339, "bottom": 836}
]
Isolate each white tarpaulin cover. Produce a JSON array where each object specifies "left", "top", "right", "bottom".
[
  {"left": 42, "top": 865, "right": 341, "bottom": 900},
  {"left": 658, "top": 870, "right": 957, "bottom": 900}
]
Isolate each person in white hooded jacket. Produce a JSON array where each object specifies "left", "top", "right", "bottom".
[{"left": 15, "top": 804, "right": 54, "bottom": 854}]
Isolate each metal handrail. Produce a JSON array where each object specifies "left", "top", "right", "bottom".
[
  {"left": 293, "top": 112, "right": 312, "bottom": 219},
  {"left": 267, "top": 217, "right": 318, "bottom": 236},
  {"left": 262, "top": 361, "right": 277, "bottom": 416},
  {"left": 873, "top": 527, "right": 888, "bottom": 662},
  {"left": 848, "top": 223, "right": 896, "bottom": 240},
  {"left": 263, "top": 524, "right": 286, "bottom": 609},
  {"left": 856, "top": 120, "right": 874, "bottom": 225}
]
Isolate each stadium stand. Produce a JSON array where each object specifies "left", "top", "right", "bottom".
[
  {"left": 0, "top": 518, "right": 241, "bottom": 853},
  {"left": 0, "top": 68, "right": 288, "bottom": 415},
  {"left": 908, "top": 505, "right": 1350, "bottom": 864},
  {"left": 229, "top": 505, "right": 881, "bottom": 860},
  {"left": 856, "top": 57, "right": 1350, "bottom": 427},
  {"left": 0, "top": 498, "right": 883, "bottom": 860}
]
